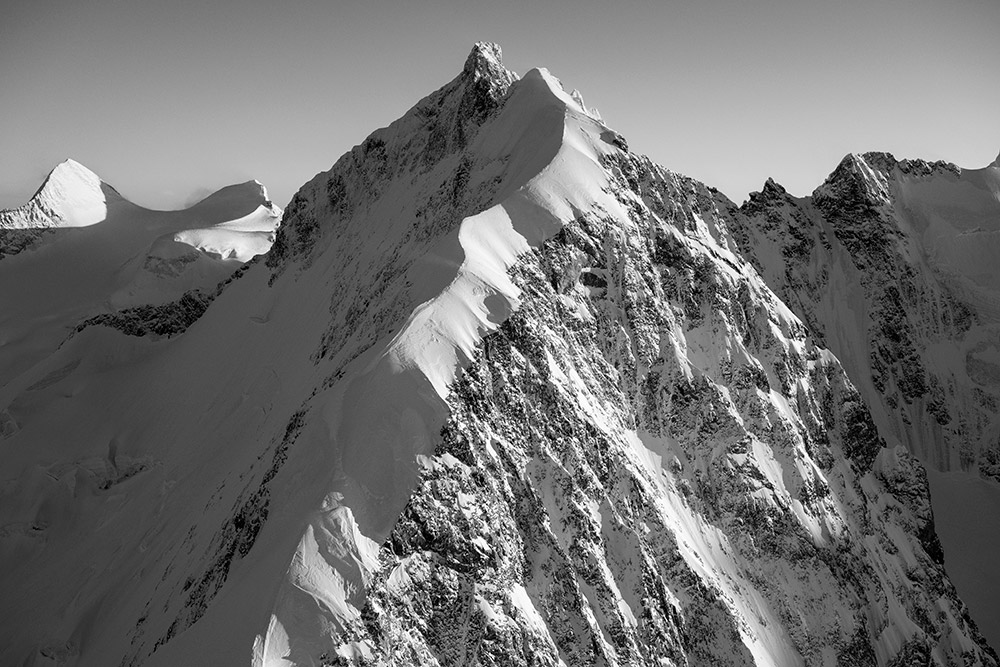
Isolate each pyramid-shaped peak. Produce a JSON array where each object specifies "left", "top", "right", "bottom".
[
  {"left": 741, "top": 177, "right": 789, "bottom": 213},
  {"left": 52, "top": 157, "right": 95, "bottom": 174},
  {"left": 32, "top": 158, "right": 120, "bottom": 208},
  {"left": 461, "top": 42, "right": 517, "bottom": 93},
  {"left": 465, "top": 42, "right": 504, "bottom": 72},
  {"left": 1, "top": 158, "right": 115, "bottom": 229},
  {"left": 35, "top": 158, "right": 103, "bottom": 197},
  {"left": 763, "top": 177, "right": 786, "bottom": 194},
  {"left": 812, "top": 152, "right": 893, "bottom": 208}
]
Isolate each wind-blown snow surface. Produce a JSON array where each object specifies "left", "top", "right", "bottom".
[
  {"left": 0, "top": 162, "right": 281, "bottom": 386},
  {"left": 1, "top": 44, "right": 995, "bottom": 666}
]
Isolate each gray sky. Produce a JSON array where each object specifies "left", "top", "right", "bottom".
[{"left": 2, "top": 0, "right": 998, "bottom": 210}]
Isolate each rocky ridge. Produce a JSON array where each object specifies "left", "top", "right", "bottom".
[
  {"left": 0, "top": 44, "right": 996, "bottom": 667},
  {"left": 732, "top": 151, "right": 1000, "bottom": 480},
  {"left": 248, "top": 46, "right": 997, "bottom": 665}
]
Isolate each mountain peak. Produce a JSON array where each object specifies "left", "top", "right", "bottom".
[
  {"left": 813, "top": 152, "right": 892, "bottom": 208},
  {"left": 1, "top": 158, "right": 117, "bottom": 229},
  {"left": 459, "top": 42, "right": 517, "bottom": 101},
  {"left": 858, "top": 151, "right": 898, "bottom": 174},
  {"left": 464, "top": 42, "right": 504, "bottom": 76},
  {"left": 53, "top": 157, "right": 91, "bottom": 173},
  {"left": 33, "top": 158, "right": 103, "bottom": 198},
  {"left": 185, "top": 179, "right": 273, "bottom": 221},
  {"left": 762, "top": 176, "right": 786, "bottom": 195},
  {"left": 741, "top": 176, "right": 790, "bottom": 214},
  {"left": 990, "top": 149, "right": 1000, "bottom": 168}
]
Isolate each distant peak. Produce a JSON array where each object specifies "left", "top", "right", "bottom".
[
  {"left": 762, "top": 177, "right": 786, "bottom": 196},
  {"left": 34, "top": 159, "right": 103, "bottom": 198},
  {"left": 828, "top": 152, "right": 897, "bottom": 181},
  {"left": 185, "top": 179, "right": 275, "bottom": 220},
  {"left": 741, "top": 177, "right": 789, "bottom": 213},
  {"left": 34, "top": 158, "right": 120, "bottom": 206},
  {"left": 250, "top": 179, "right": 272, "bottom": 203},
  {"left": 55, "top": 157, "right": 91, "bottom": 172},
  {"left": 238, "top": 179, "right": 268, "bottom": 196},
  {"left": 1, "top": 158, "right": 114, "bottom": 228},
  {"left": 813, "top": 152, "right": 892, "bottom": 207}
]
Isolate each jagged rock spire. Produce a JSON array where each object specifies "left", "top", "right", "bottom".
[
  {"left": 762, "top": 176, "right": 786, "bottom": 196},
  {"left": 463, "top": 42, "right": 504, "bottom": 76}
]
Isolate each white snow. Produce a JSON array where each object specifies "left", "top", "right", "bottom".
[
  {"left": 173, "top": 195, "right": 280, "bottom": 263},
  {"left": 387, "top": 204, "right": 528, "bottom": 398},
  {"left": 0, "top": 159, "right": 109, "bottom": 229},
  {"left": 2, "top": 49, "right": 995, "bottom": 667},
  {"left": 629, "top": 430, "right": 807, "bottom": 667},
  {"left": 0, "top": 166, "right": 280, "bottom": 386}
]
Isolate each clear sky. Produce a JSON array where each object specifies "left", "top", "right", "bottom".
[{"left": 2, "top": 0, "right": 998, "bottom": 210}]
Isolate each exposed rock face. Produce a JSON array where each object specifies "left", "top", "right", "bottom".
[
  {"left": 314, "top": 146, "right": 995, "bottom": 665},
  {"left": 0, "top": 45, "right": 996, "bottom": 667},
  {"left": 732, "top": 152, "right": 1000, "bottom": 480},
  {"left": 75, "top": 290, "right": 215, "bottom": 339},
  {"left": 252, "top": 48, "right": 994, "bottom": 665},
  {"left": 266, "top": 42, "right": 517, "bottom": 276}
]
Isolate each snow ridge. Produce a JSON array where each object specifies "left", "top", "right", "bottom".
[
  {"left": 249, "top": 51, "right": 997, "bottom": 666},
  {"left": 0, "top": 45, "right": 996, "bottom": 667}
]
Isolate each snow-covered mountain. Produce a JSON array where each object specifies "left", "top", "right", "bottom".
[
  {"left": 731, "top": 149, "right": 1000, "bottom": 656},
  {"left": 0, "top": 159, "right": 113, "bottom": 230},
  {"left": 733, "top": 151, "right": 1000, "bottom": 478},
  {"left": 1, "top": 44, "right": 996, "bottom": 666},
  {"left": 0, "top": 160, "right": 281, "bottom": 387}
]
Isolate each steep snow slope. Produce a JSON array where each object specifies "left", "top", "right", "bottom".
[
  {"left": 1, "top": 45, "right": 994, "bottom": 667},
  {"left": 0, "top": 159, "right": 110, "bottom": 229},
  {"left": 0, "top": 163, "right": 280, "bottom": 387}
]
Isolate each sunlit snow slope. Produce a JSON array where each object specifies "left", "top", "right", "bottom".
[
  {"left": 0, "top": 45, "right": 995, "bottom": 667},
  {"left": 0, "top": 161, "right": 280, "bottom": 388}
]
